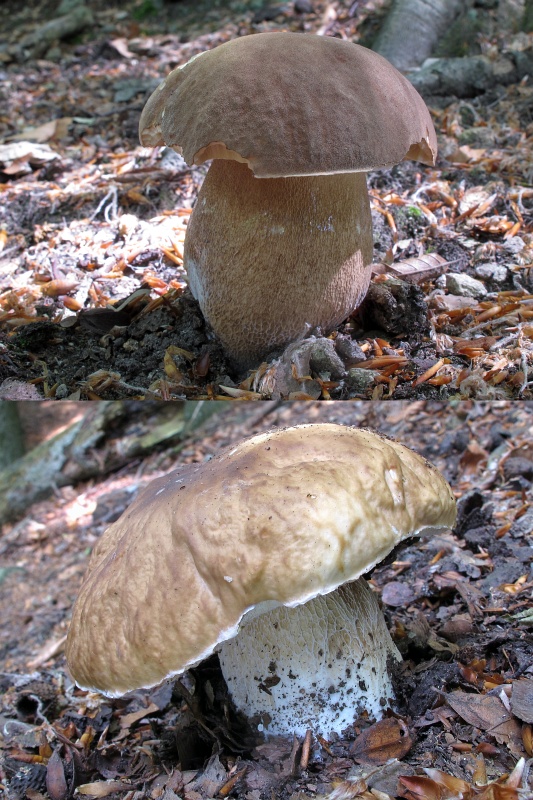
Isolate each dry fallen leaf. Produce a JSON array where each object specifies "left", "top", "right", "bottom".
[
  {"left": 9, "top": 118, "right": 72, "bottom": 143},
  {"left": 511, "top": 678, "right": 533, "bottom": 724},
  {"left": 119, "top": 701, "right": 159, "bottom": 729},
  {"left": 372, "top": 253, "right": 450, "bottom": 284},
  {"left": 350, "top": 718, "right": 414, "bottom": 765},
  {"left": 444, "top": 691, "right": 524, "bottom": 756},
  {"left": 458, "top": 441, "right": 489, "bottom": 476},
  {"left": 76, "top": 780, "right": 133, "bottom": 797},
  {"left": 45, "top": 750, "right": 68, "bottom": 800},
  {"left": 27, "top": 634, "right": 67, "bottom": 669}
]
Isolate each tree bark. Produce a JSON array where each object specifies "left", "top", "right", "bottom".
[
  {"left": 372, "top": 0, "right": 465, "bottom": 71},
  {"left": 0, "top": 400, "right": 223, "bottom": 525},
  {"left": 0, "top": 403, "right": 25, "bottom": 470},
  {"left": 524, "top": 0, "right": 533, "bottom": 31}
]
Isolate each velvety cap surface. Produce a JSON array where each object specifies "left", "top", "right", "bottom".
[
  {"left": 139, "top": 33, "right": 437, "bottom": 177},
  {"left": 66, "top": 424, "right": 456, "bottom": 695}
]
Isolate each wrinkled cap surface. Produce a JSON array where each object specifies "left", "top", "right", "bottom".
[
  {"left": 66, "top": 424, "right": 456, "bottom": 695},
  {"left": 139, "top": 32, "right": 437, "bottom": 178}
]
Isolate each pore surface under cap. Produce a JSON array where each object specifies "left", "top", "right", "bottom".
[
  {"left": 139, "top": 32, "right": 437, "bottom": 177},
  {"left": 66, "top": 424, "right": 456, "bottom": 695}
]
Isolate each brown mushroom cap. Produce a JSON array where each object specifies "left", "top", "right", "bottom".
[
  {"left": 66, "top": 424, "right": 456, "bottom": 697},
  {"left": 139, "top": 32, "right": 437, "bottom": 178}
]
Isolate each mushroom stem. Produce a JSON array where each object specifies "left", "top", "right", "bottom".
[
  {"left": 218, "top": 578, "right": 400, "bottom": 738},
  {"left": 184, "top": 160, "right": 373, "bottom": 368}
]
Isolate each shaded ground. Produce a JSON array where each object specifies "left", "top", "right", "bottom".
[
  {"left": 0, "top": 1, "right": 532, "bottom": 399},
  {"left": 0, "top": 401, "right": 532, "bottom": 798}
]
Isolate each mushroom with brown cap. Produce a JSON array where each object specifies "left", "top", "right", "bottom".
[
  {"left": 66, "top": 424, "right": 456, "bottom": 738},
  {"left": 139, "top": 32, "right": 437, "bottom": 368}
]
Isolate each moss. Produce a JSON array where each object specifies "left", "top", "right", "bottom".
[
  {"left": 435, "top": 10, "right": 486, "bottom": 58},
  {"left": 132, "top": 0, "right": 160, "bottom": 20}
]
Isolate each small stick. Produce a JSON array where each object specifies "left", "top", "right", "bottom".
[{"left": 299, "top": 729, "right": 312, "bottom": 771}]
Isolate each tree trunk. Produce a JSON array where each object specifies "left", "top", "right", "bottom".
[
  {"left": 0, "top": 403, "right": 25, "bottom": 470},
  {"left": 0, "top": 400, "right": 224, "bottom": 526},
  {"left": 524, "top": 0, "right": 533, "bottom": 31},
  {"left": 372, "top": 0, "right": 464, "bottom": 71}
]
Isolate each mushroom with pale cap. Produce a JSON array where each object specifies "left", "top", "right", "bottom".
[
  {"left": 139, "top": 33, "right": 437, "bottom": 367},
  {"left": 66, "top": 424, "right": 456, "bottom": 738}
]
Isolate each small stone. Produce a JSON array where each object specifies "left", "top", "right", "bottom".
[
  {"left": 502, "top": 236, "right": 525, "bottom": 254},
  {"left": 345, "top": 368, "right": 376, "bottom": 394},
  {"left": 503, "top": 457, "right": 533, "bottom": 482},
  {"left": 252, "top": 3, "right": 290, "bottom": 23},
  {"left": 445, "top": 272, "right": 487, "bottom": 300},
  {"left": 160, "top": 147, "right": 188, "bottom": 171},
  {"left": 55, "top": 383, "right": 69, "bottom": 399},
  {"left": 294, "top": 0, "right": 314, "bottom": 11},
  {"left": 308, "top": 338, "right": 345, "bottom": 380},
  {"left": 118, "top": 213, "right": 139, "bottom": 238},
  {"left": 335, "top": 334, "right": 366, "bottom": 365},
  {"left": 474, "top": 262, "right": 508, "bottom": 284},
  {"left": 510, "top": 507, "right": 533, "bottom": 538}
]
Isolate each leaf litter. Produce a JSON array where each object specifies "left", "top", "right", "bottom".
[
  {"left": 0, "top": 399, "right": 532, "bottom": 798},
  {"left": 0, "top": 1, "right": 532, "bottom": 399}
]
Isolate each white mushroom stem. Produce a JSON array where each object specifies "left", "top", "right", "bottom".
[
  {"left": 184, "top": 160, "right": 373, "bottom": 368},
  {"left": 218, "top": 578, "right": 400, "bottom": 738}
]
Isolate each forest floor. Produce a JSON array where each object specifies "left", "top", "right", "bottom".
[
  {"left": 1, "top": 1, "right": 533, "bottom": 400},
  {"left": 0, "top": 400, "right": 532, "bottom": 799}
]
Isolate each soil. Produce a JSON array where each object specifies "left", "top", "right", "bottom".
[{"left": 0, "top": 400, "right": 532, "bottom": 798}]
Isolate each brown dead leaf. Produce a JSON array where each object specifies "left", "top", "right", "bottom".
[
  {"left": 459, "top": 441, "right": 488, "bottom": 476},
  {"left": 448, "top": 145, "right": 487, "bottom": 163},
  {"left": 444, "top": 691, "right": 524, "bottom": 756},
  {"left": 119, "top": 701, "right": 159, "bottom": 729},
  {"left": 381, "top": 582, "right": 415, "bottom": 607},
  {"left": 430, "top": 294, "right": 478, "bottom": 312},
  {"left": 511, "top": 678, "right": 533, "bottom": 724},
  {"left": 27, "top": 634, "right": 67, "bottom": 669},
  {"left": 350, "top": 718, "right": 414, "bottom": 765},
  {"left": 40, "top": 280, "right": 78, "bottom": 298},
  {"left": 413, "top": 359, "right": 445, "bottom": 387},
  {"left": 399, "top": 758, "right": 527, "bottom": 800},
  {"left": 10, "top": 118, "right": 72, "bottom": 143},
  {"left": 108, "top": 38, "right": 135, "bottom": 58},
  {"left": 76, "top": 781, "right": 133, "bottom": 797},
  {"left": 454, "top": 337, "right": 497, "bottom": 355},
  {"left": 424, "top": 768, "right": 472, "bottom": 797},
  {"left": 46, "top": 750, "right": 68, "bottom": 800},
  {"left": 398, "top": 774, "right": 453, "bottom": 800},
  {"left": 220, "top": 385, "right": 263, "bottom": 399},
  {"left": 372, "top": 253, "right": 450, "bottom": 283}
]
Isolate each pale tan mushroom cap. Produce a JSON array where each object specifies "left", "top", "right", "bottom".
[
  {"left": 66, "top": 424, "right": 456, "bottom": 696},
  {"left": 139, "top": 32, "right": 437, "bottom": 178}
]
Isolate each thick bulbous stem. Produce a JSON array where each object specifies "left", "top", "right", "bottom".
[
  {"left": 184, "top": 160, "right": 373, "bottom": 368},
  {"left": 218, "top": 579, "right": 401, "bottom": 738}
]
